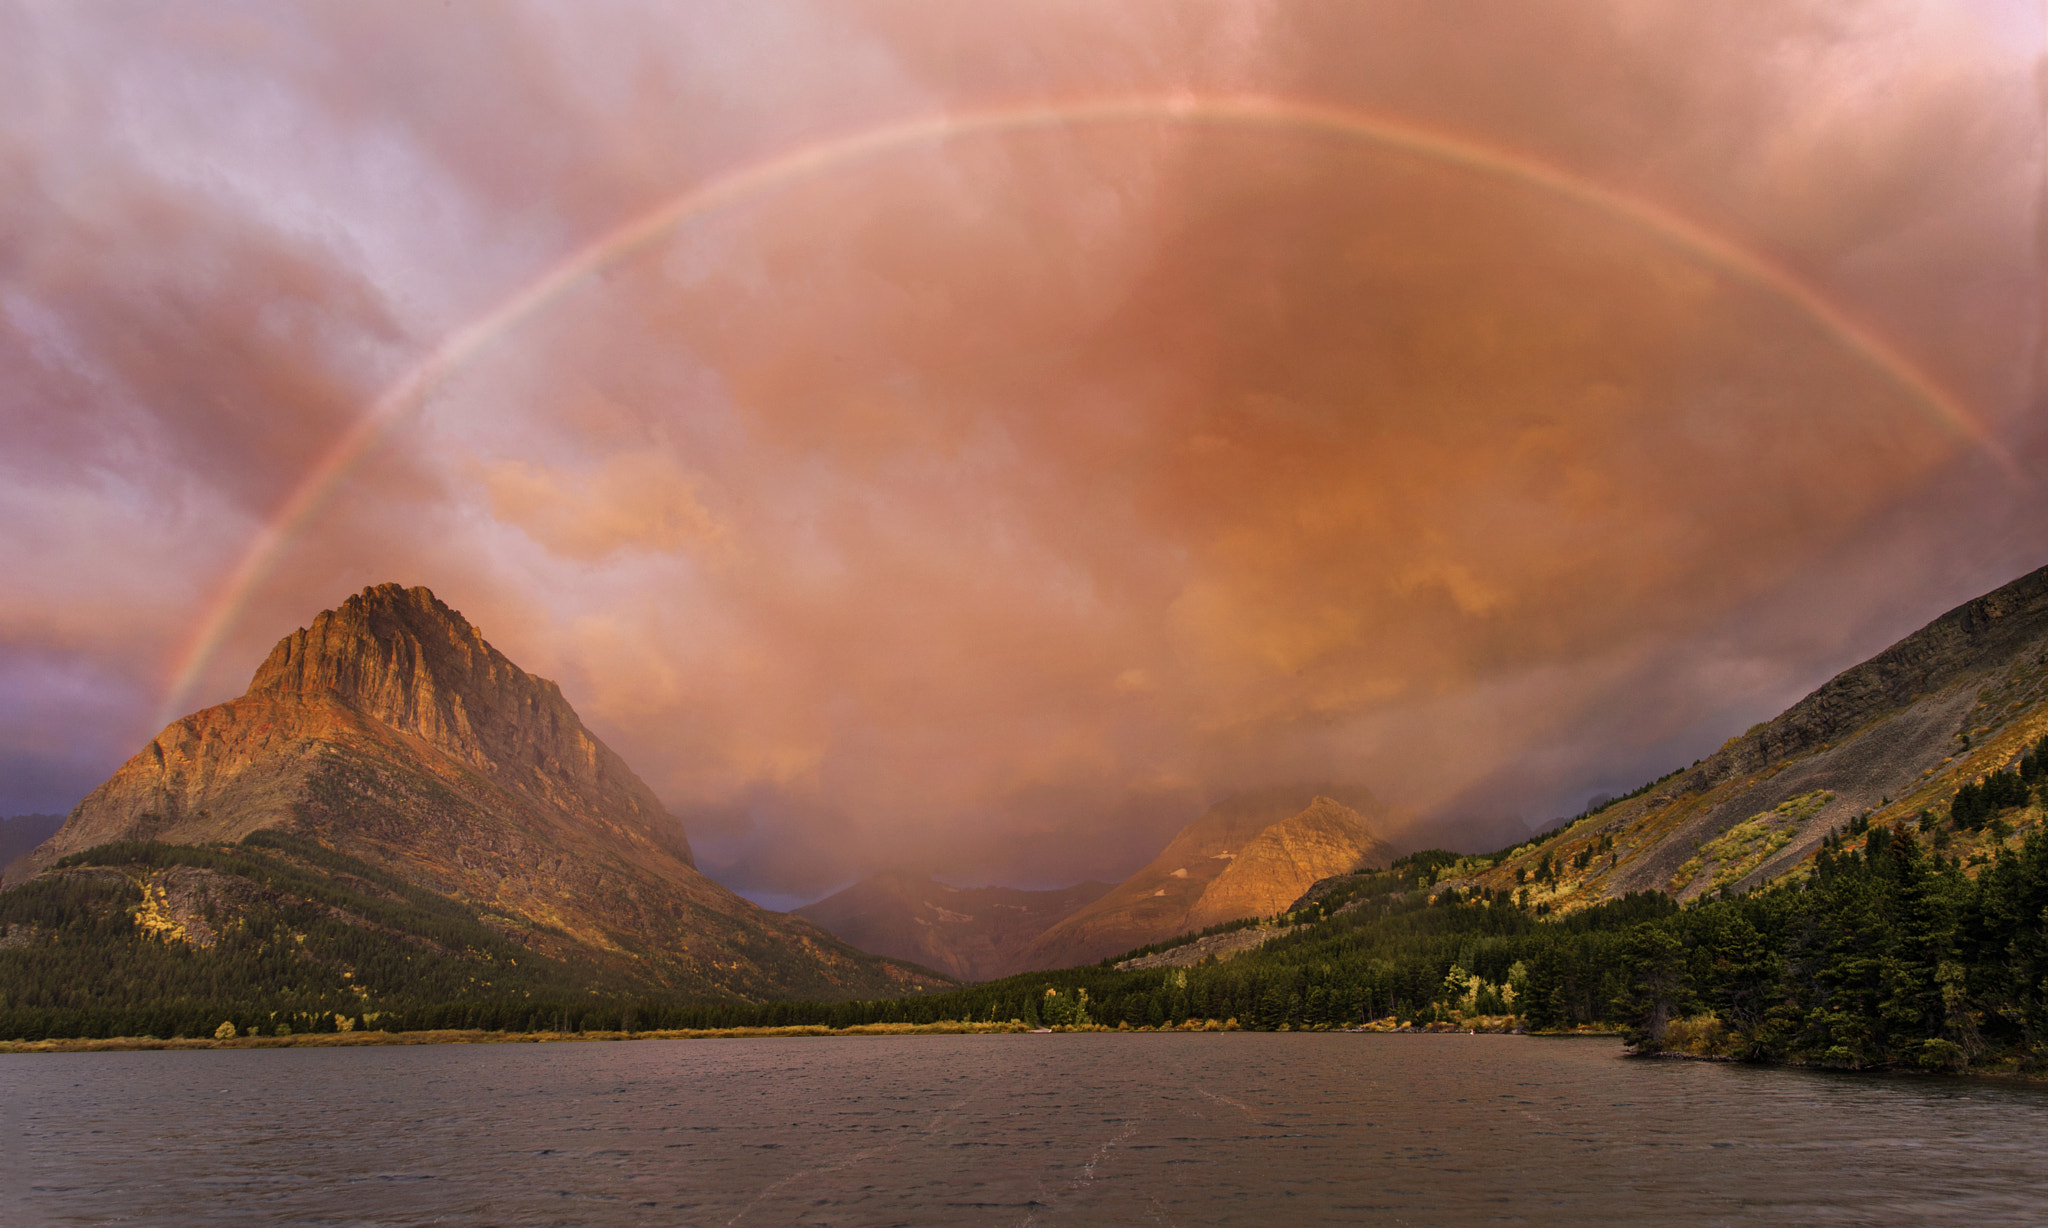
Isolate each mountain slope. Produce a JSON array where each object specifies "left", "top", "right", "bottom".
[
  {"left": 1017, "top": 787, "right": 1393, "bottom": 969},
  {"left": 1470, "top": 561, "right": 2048, "bottom": 910},
  {"left": 5, "top": 584, "right": 938, "bottom": 1001},
  {"left": 0, "top": 815, "right": 63, "bottom": 873},
  {"left": 794, "top": 874, "right": 1113, "bottom": 981}
]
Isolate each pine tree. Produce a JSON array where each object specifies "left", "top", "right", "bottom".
[
  {"left": 1704, "top": 911, "right": 1781, "bottom": 1048},
  {"left": 1875, "top": 830, "right": 1958, "bottom": 1062},
  {"left": 1613, "top": 924, "right": 1692, "bottom": 1050}
]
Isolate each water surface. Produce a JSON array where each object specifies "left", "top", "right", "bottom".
[{"left": 6, "top": 1033, "right": 2046, "bottom": 1225}]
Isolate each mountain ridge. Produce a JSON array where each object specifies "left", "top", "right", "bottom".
[
  {"left": 6, "top": 584, "right": 937, "bottom": 1001},
  {"left": 0, "top": 815, "right": 63, "bottom": 875},
  {"left": 1472, "top": 561, "right": 2048, "bottom": 909},
  {"left": 1017, "top": 785, "right": 1393, "bottom": 969}
]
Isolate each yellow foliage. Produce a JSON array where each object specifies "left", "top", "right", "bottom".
[
  {"left": 1660, "top": 1014, "right": 1731, "bottom": 1058},
  {"left": 130, "top": 877, "right": 187, "bottom": 945},
  {"left": 1670, "top": 791, "right": 1832, "bottom": 894}
]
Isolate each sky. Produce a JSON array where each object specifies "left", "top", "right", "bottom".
[{"left": 2, "top": 1, "right": 2044, "bottom": 906}]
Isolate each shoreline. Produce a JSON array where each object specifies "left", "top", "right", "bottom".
[
  {"left": 1623, "top": 1045, "right": 2048, "bottom": 1084},
  {"left": 17, "top": 1024, "right": 2037, "bottom": 1084},
  {"left": 0, "top": 1018, "right": 1612, "bottom": 1054},
  {"left": 0, "top": 1020, "right": 1030, "bottom": 1054}
]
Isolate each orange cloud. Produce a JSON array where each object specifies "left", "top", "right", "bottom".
[
  {"left": 1, "top": 0, "right": 2040, "bottom": 895},
  {"left": 479, "top": 454, "right": 725, "bottom": 559}
]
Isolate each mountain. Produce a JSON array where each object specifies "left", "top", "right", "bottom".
[
  {"left": 1472, "top": 561, "right": 2048, "bottom": 909},
  {"left": 0, "top": 815, "right": 63, "bottom": 874},
  {"left": 1016, "top": 787, "right": 1394, "bottom": 970},
  {"left": 3, "top": 584, "right": 939, "bottom": 1002},
  {"left": 794, "top": 873, "right": 1114, "bottom": 981}
]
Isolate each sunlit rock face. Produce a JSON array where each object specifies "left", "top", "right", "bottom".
[
  {"left": 11, "top": 585, "right": 935, "bottom": 1001},
  {"left": 1017, "top": 787, "right": 1393, "bottom": 970}
]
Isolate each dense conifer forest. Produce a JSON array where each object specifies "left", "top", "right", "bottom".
[
  {"left": 5, "top": 738, "right": 2047, "bottom": 1073},
  {"left": 0, "top": 833, "right": 636, "bottom": 1041}
]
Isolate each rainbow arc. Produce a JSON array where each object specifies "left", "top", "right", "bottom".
[{"left": 157, "top": 92, "right": 2000, "bottom": 722}]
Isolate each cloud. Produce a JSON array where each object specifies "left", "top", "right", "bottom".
[
  {"left": 479, "top": 453, "right": 725, "bottom": 559},
  {"left": 0, "top": 0, "right": 2041, "bottom": 901}
]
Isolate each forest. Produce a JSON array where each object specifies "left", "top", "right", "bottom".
[{"left": 4, "top": 744, "right": 2046, "bottom": 1073}]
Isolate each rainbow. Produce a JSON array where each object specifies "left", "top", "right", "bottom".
[{"left": 157, "top": 91, "right": 2001, "bottom": 721}]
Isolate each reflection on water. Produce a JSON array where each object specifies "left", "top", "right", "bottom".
[{"left": 5, "top": 1033, "right": 2047, "bottom": 1226}]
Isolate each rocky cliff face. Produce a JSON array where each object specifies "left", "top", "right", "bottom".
[
  {"left": 34, "top": 587, "right": 693, "bottom": 868},
  {"left": 1016, "top": 787, "right": 1392, "bottom": 970},
  {"left": 794, "top": 873, "right": 1114, "bottom": 982},
  {"left": 1475, "top": 561, "right": 2048, "bottom": 911},
  {"left": 243, "top": 587, "right": 692, "bottom": 865},
  {"left": 1195, "top": 796, "right": 1390, "bottom": 925},
  {"left": 10, "top": 584, "right": 936, "bottom": 1001}
]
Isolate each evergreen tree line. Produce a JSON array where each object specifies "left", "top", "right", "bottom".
[
  {"left": 1949, "top": 732, "right": 2046, "bottom": 829},
  {"left": 7, "top": 767, "right": 2048, "bottom": 1074}
]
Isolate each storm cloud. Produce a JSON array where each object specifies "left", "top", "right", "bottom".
[{"left": 2, "top": 1, "right": 2042, "bottom": 900}]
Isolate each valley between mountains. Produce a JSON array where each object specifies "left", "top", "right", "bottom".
[
  {"left": 5, "top": 565, "right": 2048, "bottom": 1072},
  {"left": 0, "top": 584, "right": 1406, "bottom": 1015}
]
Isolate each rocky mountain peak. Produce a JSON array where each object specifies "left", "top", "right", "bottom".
[
  {"left": 244, "top": 584, "right": 667, "bottom": 847},
  {"left": 5, "top": 583, "right": 942, "bottom": 1000},
  {"left": 252, "top": 584, "right": 536, "bottom": 757}
]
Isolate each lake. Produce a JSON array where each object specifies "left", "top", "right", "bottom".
[{"left": 5, "top": 1033, "right": 2046, "bottom": 1225}]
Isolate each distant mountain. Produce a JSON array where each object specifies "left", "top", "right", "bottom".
[
  {"left": 0, "top": 815, "right": 63, "bottom": 874},
  {"left": 1476, "top": 561, "right": 2048, "bottom": 908},
  {"left": 795, "top": 873, "right": 1113, "bottom": 982},
  {"left": 1016, "top": 787, "right": 1394, "bottom": 970},
  {"left": 4, "top": 584, "right": 939, "bottom": 1002}
]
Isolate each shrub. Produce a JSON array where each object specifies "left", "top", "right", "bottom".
[{"left": 1915, "top": 1038, "right": 1968, "bottom": 1071}]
